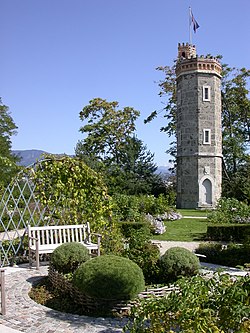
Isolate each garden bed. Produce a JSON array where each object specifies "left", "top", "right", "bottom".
[{"left": 47, "top": 266, "right": 177, "bottom": 315}]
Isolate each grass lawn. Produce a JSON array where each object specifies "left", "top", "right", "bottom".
[
  {"left": 152, "top": 217, "right": 208, "bottom": 242},
  {"left": 177, "top": 209, "right": 209, "bottom": 217}
]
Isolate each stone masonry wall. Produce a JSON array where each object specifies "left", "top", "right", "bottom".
[{"left": 176, "top": 54, "right": 222, "bottom": 209}]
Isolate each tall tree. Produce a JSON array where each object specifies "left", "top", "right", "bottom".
[
  {"left": 76, "top": 98, "right": 165, "bottom": 195},
  {"left": 0, "top": 98, "right": 20, "bottom": 190},
  {"left": 145, "top": 61, "right": 250, "bottom": 201},
  {"left": 76, "top": 98, "right": 140, "bottom": 165},
  {"left": 107, "top": 136, "right": 163, "bottom": 195},
  {"left": 221, "top": 66, "right": 250, "bottom": 173}
]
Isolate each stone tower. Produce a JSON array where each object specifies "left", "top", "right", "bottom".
[{"left": 176, "top": 43, "right": 222, "bottom": 209}]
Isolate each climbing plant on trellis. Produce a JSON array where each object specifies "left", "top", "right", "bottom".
[{"left": 0, "top": 156, "right": 113, "bottom": 267}]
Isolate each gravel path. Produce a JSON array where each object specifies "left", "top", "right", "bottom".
[
  {"left": 0, "top": 265, "right": 127, "bottom": 333},
  {"left": 153, "top": 240, "right": 201, "bottom": 255}
]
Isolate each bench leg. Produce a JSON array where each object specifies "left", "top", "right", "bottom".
[
  {"left": 35, "top": 251, "right": 39, "bottom": 270},
  {"left": 97, "top": 235, "right": 101, "bottom": 256},
  {"left": 29, "top": 248, "right": 32, "bottom": 269},
  {"left": 35, "top": 239, "right": 40, "bottom": 270}
]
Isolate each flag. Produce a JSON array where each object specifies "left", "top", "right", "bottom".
[{"left": 190, "top": 9, "right": 200, "bottom": 33}]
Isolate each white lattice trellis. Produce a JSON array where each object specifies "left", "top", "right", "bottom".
[{"left": 0, "top": 162, "right": 56, "bottom": 266}]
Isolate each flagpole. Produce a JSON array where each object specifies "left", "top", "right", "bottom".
[{"left": 189, "top": 7, "right": 192, "bottom": 45}]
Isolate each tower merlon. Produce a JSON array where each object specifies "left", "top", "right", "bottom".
[{"left": 176, "top": 43, "right": 222, "bottom": 78}]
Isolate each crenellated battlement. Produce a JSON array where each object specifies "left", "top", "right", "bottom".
[
  {"left": 176, "top": 43, "right": 222, "bottom": 78},
  {"left": 178, "top": 42, "right": 197, "bottom": 59}
]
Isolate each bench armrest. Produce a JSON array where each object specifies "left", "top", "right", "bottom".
[
  {"left": 28, "top": 236, "right": 39, "bottom": 241},
  {"left": 91, "top": 233, "right": 102, "bottom": 238},
  {"left": 88, "top": 233, "right": 101, "bottom": 256}
]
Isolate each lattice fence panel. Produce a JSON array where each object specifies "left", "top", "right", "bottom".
[{"left": 0, "top": 164, "right": 57, "bottom": 266}]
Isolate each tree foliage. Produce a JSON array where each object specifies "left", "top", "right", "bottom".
[
  {"left": 221, "top": 66, "right": 250, "bottom": 201},
  {"left": 76, "top": 97, "right": 140, "bottom": 164},
  {"left": 106, "top": 137, "right": 163, "bottom": 195},
  {"left": 0, "top": 98, "right": 20, "bottom": 190},
  {"left": 76, "top": 98, "right": 165, "bottom": 195}
]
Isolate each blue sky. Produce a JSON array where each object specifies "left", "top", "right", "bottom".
[{"left": 1, "top": 0, "right": 250, "bottom": 166}]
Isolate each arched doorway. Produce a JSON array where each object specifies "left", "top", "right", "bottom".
[{"left": 201, "top": 179, "right": 212, "bottom": 205}]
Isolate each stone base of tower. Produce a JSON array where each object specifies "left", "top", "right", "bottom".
[
  {"left": 176, "top": 199, "right": 215, "bottom": 210},
  {"left": 176, "top": 156, "right": 222, "bottom": 210}
]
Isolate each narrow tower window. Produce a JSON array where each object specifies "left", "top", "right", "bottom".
[
  {"left": 177, "top": 130, "right": 182, "bottom": 146},
  {"left": 203, "top": 129, "right": 211, "bottom": 144},
  {"left": 203, "top": 86, "right": 211, "bottom": 101},
  {"left": 177, "top": 89, "right": 181, "bottom": 105}
]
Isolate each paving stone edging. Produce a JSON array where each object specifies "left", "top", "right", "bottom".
[{"left": 0, "top": 266, "right": 127, "bottom": 333}]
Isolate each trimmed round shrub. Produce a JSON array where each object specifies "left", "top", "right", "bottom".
[
  {"left": 160, "top": 247, "right": 200, "bottom": 282},
  {"left": 50, "top": 242, "right": 90, "bottom": 274},
  {"left": 72, "top": 255, "right": 145, "bottom": 300}
]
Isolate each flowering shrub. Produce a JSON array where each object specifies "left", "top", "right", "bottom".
[
  {"left": 208, "top": 197, "right": 250, "bottom": 224},
  {"left": 144, "top": 211, "right": 182, "bottom": 234}
]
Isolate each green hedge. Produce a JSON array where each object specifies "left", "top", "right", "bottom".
[
  {"left": 196, "top": 242, "right": 250, "bottom": 267},
  {"left": 119, "top": 221, "right": 152, "bottom": 239},
  {"left": 206, "top": 224, "right": 250, "bottom": 242}
]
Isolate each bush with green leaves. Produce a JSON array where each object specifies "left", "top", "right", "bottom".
[
  {"left": 100, "top": 223, "right": 125, "bottom": 255},
  {"left": 124, "top": 242, "right": 161, "bottom": 284},
  {"left": 208, "top": 197, "right": 250, "bottom": 224},
  {"left": 121, "top": 224, "right": 161, "bottom": 283},
  {"left": 50, "top": 242, "right": 90, "bottom": 274},
  {"left": 112, "top": 194, "right": 172, "bottom": 224},
  {"left": 72, "top": 255, "right": 145, "bottom": 300},
  {"left": 124, "top": 273, "right": 250, "bottom": 333},
  {"left": 160, "top": 247, "right": 200, "bottom": 282}
]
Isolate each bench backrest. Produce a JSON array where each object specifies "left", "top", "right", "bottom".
[{"left": 28, "top": 224, "right": 91, "bottom": 247}]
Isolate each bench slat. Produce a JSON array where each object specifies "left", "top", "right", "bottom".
[
  {"left": 71, "top": 228, "right": 75, "bottom": 242},
  {"left": 58, "top": 229, "right": 62, "bottom": 243},
  {"left": 75, "top": 228, "right": 79, "bottom": 242},
  {"left": 40, "top": 230, "right": 45, "bottom": 244},
  {"left": 45, "top": 229, "right": 49, "bottom": 245}
]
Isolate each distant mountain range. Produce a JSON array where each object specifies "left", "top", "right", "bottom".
[
  {"left": 12, "top": 149, "right": 171, "bottom": 175},
  {"left": 13, "top": 149, "right": 47, "bottom": 166}
]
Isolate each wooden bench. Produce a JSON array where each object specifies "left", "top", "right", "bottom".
[
  {"left": 28, "top": 223, "right": 101, "bottom": 270},
  {"left": 0, "top": 268, "right": 6, "bottom": 315}
]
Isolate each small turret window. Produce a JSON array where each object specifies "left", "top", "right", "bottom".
[
  {"left": 203, "top": 129, "right": 211, "bottom": 144},
  {"left": 203, "top": 86, "right": 211, "bottom": 101}
]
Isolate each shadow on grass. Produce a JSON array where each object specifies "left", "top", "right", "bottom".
[{"left": 191, "top": 232, "right": 209, "bottom": 241}]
